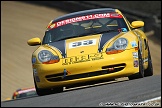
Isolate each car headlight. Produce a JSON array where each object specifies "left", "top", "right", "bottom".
[
  {"left": 113, "top": 38, "right": 128, "bottom": 50},
  {"left": 106, "top": 38, "right": 128, "bottom": 54},
  {"left": 38, "top": 50, "right": 60, "bottom": 64}
]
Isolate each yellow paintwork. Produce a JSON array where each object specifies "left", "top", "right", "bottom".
[
  {"left": 34, "top": 48, "right": 139, "bottom": 88},
  {"left": 131, "top": 21, "right": 144, "bottom": 28},
  {"left": 28, "top": 9, "right": 149, "bottom": 90},
  {"left": 27, "top": 37, "right": 41, "bottom": 46}
]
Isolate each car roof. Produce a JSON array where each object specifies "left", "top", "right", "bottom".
[{"left": 52, "top": 8, "right": 116, "bottom": 23}]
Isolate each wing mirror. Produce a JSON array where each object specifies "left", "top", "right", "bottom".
[
  {"left": 131, "top": 21, "right": 144, "bottom": 28},
  {"left": 27, "top": 37, "right": 41, "bottom": 46}
]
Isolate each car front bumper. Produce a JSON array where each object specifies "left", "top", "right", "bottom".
[{"left": 33, "top": 48, "right": 139, "bottom": 89}]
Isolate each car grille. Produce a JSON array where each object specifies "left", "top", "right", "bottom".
[{"left": 45, "top": 63, "right": 126, "bottom": 82}]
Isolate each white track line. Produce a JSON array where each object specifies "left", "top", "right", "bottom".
[
  {"left": 124, "top": 96, "right": 161, "bottom": 107},
  {"left": 139, "top": 96, "right": 161, "bottom": 103}
]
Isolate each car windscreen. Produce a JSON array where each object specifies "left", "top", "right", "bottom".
[{"left": 42, "top": 13, "right": 129, "bottom": 44}]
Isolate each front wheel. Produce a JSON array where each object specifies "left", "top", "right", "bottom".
[
  {"left": 34, "top": 78, "right": 63, "bottom": 96},
  {"left": 34, "top": 78, "right": 53, "bottom": 96},
  {"left": 36, "top": 87, "right": 63, "bottom": 96},
  {"left": 128, "top": 50, "right": 144, "bottom": 80}
]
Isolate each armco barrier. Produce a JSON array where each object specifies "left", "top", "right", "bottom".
[{"left": 21, "top": 1, "right": 161, "bottom": 39}]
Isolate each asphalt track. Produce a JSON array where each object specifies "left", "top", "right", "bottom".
[
  {"left": 1, "top": 75, "right": 161, "bottom": 107},
  {"left": 1, "top": 1, "right": 161, "bottom": 106}
]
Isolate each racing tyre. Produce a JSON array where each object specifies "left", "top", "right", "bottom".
[
  {"left": 128, "top": 49, "right": 144, "bottom": 80},
  {"left": 34, "top": 78, "right": 52, "bottom": 96},
  {"left": 144, "top": 47, "right": 153, "bottom": 76}
]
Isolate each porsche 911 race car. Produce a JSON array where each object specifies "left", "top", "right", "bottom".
[
  {"left": 6, "top": 87, "right": 37, "bottom": 100},
  {"left": 27, "top": 8, "right": 153, "bottom": 96}
]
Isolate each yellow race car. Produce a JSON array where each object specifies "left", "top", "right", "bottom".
[{"left": 27, "top": 8, "right": 153, "bottom": 96}]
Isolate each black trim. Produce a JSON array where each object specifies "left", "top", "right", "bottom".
[
  {"left": 98, "top": 32, "right": 119, "bottom": 52},
  {"left": 48, "top": 40, "right": 66, "bottom": 58},
  {"left": 53, "top": 8, "right": 115, "bottom": 22}
]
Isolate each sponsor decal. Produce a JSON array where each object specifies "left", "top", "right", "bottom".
[
  {"left": 62, "top": 53, "right": 103, "bottom": 65},
  {"left": 48, "top": 13, "right": 122, "bottom": 29},
  {"left": 121, "top": 28, "right": 127, "bottom": 32},
  {"left": 46, "top": 20, "right": 53, "bottom": 29},
  {"left": 35, "top": 76, "right": 40, "bottom": 82},
  {"left": 33, "top": 69, "right": 37, "bottom": 76},
  {"left": 50, "top": 23, "right": 55, "bottom": 28},
  {"left": 32, "top": 57, "right": 36, "bottom": 64},
  {"left": 130, "top": 41, "right": 138, "bottom": 48},
  {"left": 133, "top": 60, "right": 138, "bottom": 67},
  {"left": 143, "top": 57, "right": 148, "bottom": 62},
  {"left": 63, "top": 69, "right": 71, "bottom": 77},
  {"left": 63, "top": 69, "right": 67, "bottom": 78},
  {"left": 69, "top": 39, "right": 97, "bottom": 49},
  {"left": 132, "top": 52, "right": 138, "bottom": 58}
]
